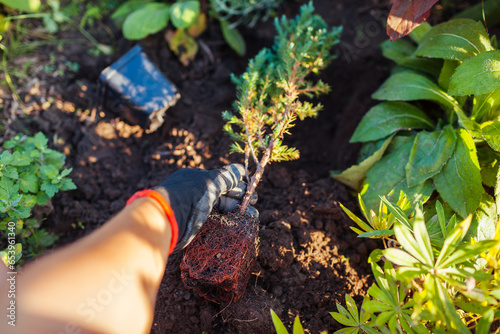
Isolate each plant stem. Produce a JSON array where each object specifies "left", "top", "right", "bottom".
[{"left": 238, "top": 138, "right": 274, "bottom": 215}]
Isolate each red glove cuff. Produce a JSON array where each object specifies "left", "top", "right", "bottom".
[{"left": 126, "top": 189, "right": 179, "bottom": 255}]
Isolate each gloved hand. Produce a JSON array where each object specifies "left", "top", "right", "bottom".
[{"left": 154, "top": 163, "right": 258, "bottom": 253}]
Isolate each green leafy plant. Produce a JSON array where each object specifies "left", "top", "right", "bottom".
[
  {"left": 333, "top": 18, "right": 500, "bottom": 241},
  {"left": 0, "top": 132, "right": 76, "bottom": 266},
  {"left": 223, "top": 2, "right": 341, "bottom": 213},
  {"left": 333, "top": 195, "right": 500, "bottom": 333}
]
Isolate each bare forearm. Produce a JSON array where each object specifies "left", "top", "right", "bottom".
[{"left": 3, "top": 198, "right": 171, "bottom": 334}]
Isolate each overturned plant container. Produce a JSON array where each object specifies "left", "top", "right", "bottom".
[
  {"left": 180, "top": 211, "right": 259, "bottom": 303},
  {"left": 99, "top": 45, "right": 180, "bottom": 132}
]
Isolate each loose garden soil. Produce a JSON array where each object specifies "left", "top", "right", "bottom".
[{"left": 0, "top": 0, "right": 476, "bottom": 332}]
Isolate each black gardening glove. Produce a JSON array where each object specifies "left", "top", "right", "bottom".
[{"left": 154, "top": 164, "right": 258, "bottom": 253}]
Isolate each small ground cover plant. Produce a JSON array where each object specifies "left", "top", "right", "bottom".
[
  {"left": 0, "top": 132, "right": 76, "bottom": 267},
  {"left": 333, "top": 18, "right": 500, "bottom": 242}
]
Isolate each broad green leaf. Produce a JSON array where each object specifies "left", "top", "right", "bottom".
[
  {"left": 433, "top": 129, "right": 483, "bottom": 218},
  {"left": 438, "top": 60, "right": 460, "bottom": 91},
  {"left": 449, "top": 50, "right": 500, "bottom": 96},
  {"left": 40, "top": 165, "right": 58, "bottom": 179},
  {"left": 381, "top": 39, "right": 415, "bottom": 64},
  {"left": 405, "top": 126, "right": 456, "bottom": 187},
  {"left": 350, "top": 102, "right": 434, "bottom": 143},
  {"left": 468, "top": 193, "right": 497, "bottom": 241},
  {"left": 220, "top": 20, "right": 246, "bottom": 56},
  {"left": 372, "top": 70, "right": 460, "bottom": 111},
  {"left": 415, "top": 19, "right": 492, "bottom": 60},
  {"left": 454, "top": 0, "right": 500, "bottom": 27},
  {"left": 400, "top": 56, "right": 443, "bottom": 78},
  {"left": 409, "top": 22, "right": 432, "bottom": 43},
  {"left": 471, "top": 90, "right": 500, "bottom": 122},
  {"left": 270, "top": 309, "right": 289, "bottom": 334},
  {"left": 170, "top": 0, "right": 199, "bottom": 30},
  {"left": 0, "top": 0, "right": 40, "bottom": 12},
  {"left": 19, "top": 172, "right": 39, "bottom": 193},
  {"left": 482, "top": 121, "right": 500, "bottom": 152},
  {"left": 361, "top": 141, "right": 411, "bottom": 211},
  {"left": 477, "top": 147, "right": 499, "bottom": 187},
  {"left": 111, "top": 0, "right": 150, "bottom": 28},
  {"left": 122, "top": 3, "right": 170, "bottom": 40},
  {"left": 332, "top": 136, "right": 393, "bottom": 190},
  {"left": 358, "top": 139, "right": 386, "bottom": 162}
]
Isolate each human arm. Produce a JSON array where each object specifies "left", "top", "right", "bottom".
[{"left": 0, "top": 164, "right": 252, "bottom": 334}]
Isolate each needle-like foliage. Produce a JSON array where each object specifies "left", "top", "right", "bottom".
[{"left": 223, "top": 2, "right": 342, "bottom": 213}]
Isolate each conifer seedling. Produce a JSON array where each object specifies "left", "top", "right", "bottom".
[
  {"left": 223, "top": 2, "right": 342, "bottom": 213},
  {"left": 181, "top": 2, "right": 342, "bottom": 303}
]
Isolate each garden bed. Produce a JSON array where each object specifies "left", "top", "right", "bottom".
[{"left": 0, "top": 0, "right": 468, "bottom": 332}]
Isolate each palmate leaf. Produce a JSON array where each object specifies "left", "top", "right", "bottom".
[
  {"left": 331, "top": 295, "right": 379, "bottom": 334},
  {"left": 415, "top": 19, "right": 492, "bottom": 60},
  {"left": 350, "top": 102, "right": 434, "bottom": 143},
  {"left": 449, "top": 50, "right": 500, "bottom": 96},
  {"left": 433, "top": 129, "right": 483, "bottom": 218},
  {"left": 122, "top": 3, "right": 170, "bottom": 40},
  {"left": 405, "top": 126, "right": 456, "bottom": 187}
]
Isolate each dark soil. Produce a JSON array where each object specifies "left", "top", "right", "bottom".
[{"left": 0, "top": 0, "right": 436, "bottom": 332}]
